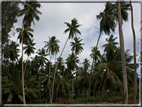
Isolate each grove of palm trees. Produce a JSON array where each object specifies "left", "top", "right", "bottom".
[{"left": 1, "top": 0, "right": 140, "bottom": 105}]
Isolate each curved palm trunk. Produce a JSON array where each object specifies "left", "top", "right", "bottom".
[
  {"left": 21, "top": 21, "right": 26, "bottom": 104},
  {"left": 88, "top": 32, "right": 101, "bottom": 101},
  {"left": 117, "top": 1, "right": 128, "bottom": 104},
  {"left": 51, "top": 36, "right": 70, "bottom": 103},
  {"left": 130, "top": 0, "right": 137, "bottom": 103}
]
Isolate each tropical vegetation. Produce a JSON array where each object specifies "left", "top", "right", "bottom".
[{"left": 1, "top": 0, "right": 140, "bottom": 105}]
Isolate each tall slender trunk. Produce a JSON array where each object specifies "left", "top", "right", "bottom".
[
  {"left": 46, "top": 89, "right": 48, "bottom": 103},
  {"left": 51, "top": 36, "right": 70, "bottom": 103},
  {"left": 83, "top": 87, "right": 85, "bottom": 99},
  {"left": 93, "top": 88, "right": 96, "bottom": 97},
  {"left": 49, "top": 54, "right": 52, "bottom": 103},
  {"left": 117, "top": 1, "right": 128, "bottom": 104},
  {"left": 30, "top": 95, "right": 31, "bottom": 104},
  {"left": 87, "top": 89, "right": 89, "bottom": 99},
  {"left": 21, "top": 21, "right": 26, "bottom": 104},
  {"left": 70, "top": 91, "right": 71, "bottom": 102},
  {"left": 130, "top": 0, "right": 137, "bottom": 104},
  {"left": 72, "top": 78, "right": 74, "bottom": 101},
  {"left": 88, "top": 32, "right": 101, "bottom": 101}
]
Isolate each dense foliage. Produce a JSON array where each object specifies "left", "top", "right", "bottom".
[{"left": 2, "top": 1, "right": 140, "bottom": 104}]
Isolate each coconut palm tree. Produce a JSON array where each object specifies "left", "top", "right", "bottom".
[
  {"left": 3, "top": 41, "right": 20, "bottom": 79},
  {"left": 23, "top": 39, "right": 36, "bottom": 74},
  {"left": 44, "top": 36, "right": 60, "bottom": 103},
  {"left": 4, "top": 41, "right": 20, "bottom": 62},
  {"left": 129, "top": 0, "right": 137, "bottom": 103},
  {"left": 77, "top": 58, "right": 90, "bottom": 99},
  {"left": 117, "top": 0, "right": 128, "bottom": 103},
  {"left": 70, "top": 37, "right": 84, "bottom": 55},
  {"left": 7, "top": 70, "right": 23, "bottom": 104},
  {"left": 89, "top": 2, "right": 116, "bottom": 100},
  {"left": 16, "top": 25, "right": 34, "bottom": 44},
  {"left": 17, "top": 1, "right": 41, "bottom": 104},
  {"left": 36, "top": 48, "right": 49, "bottom": 70},
  {"left": 70, "top": 37, "right": 84, "bottom": 100},
  {"left": 90, "top": 47, "right": 101, "bottom": 64},
  {"left": 24, "top": 70, "right": 39, "bottom": 103},
  {"left": 102, "top": 35, "right": 118, "bottom": 62},
  {"left": 36, "top": 48, "right": 49, "bottom": 102},
  {"left": 51, "top": 18, "right": 81, "bottom": 103},
  {"left": 55, "top": 69, "right": 71, "bottom": 99},
  {"left": 39, "top": 61, "right": 53, "bottom": 103},
  {"left": 65, "top": 53, "right": 79, "bottom": 101},
  {"left": 91, "top": 1, "right": 130, "bottom": 102}
]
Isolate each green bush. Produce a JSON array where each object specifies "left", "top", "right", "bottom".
[
  {"left": 31, "top": 99, "right": 41, "bottom": 104},
  {"left": 71, "top": 97, "right": 88, "bottom": 104}
]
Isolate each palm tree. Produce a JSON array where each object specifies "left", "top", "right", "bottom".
[
  {"left": 91, "top": 1, "right": 130, "bottom": 102},
  {"left": 39, "top": 61, "right": 52, "bottom": 103},
  {"left": 7, "top": 70, "right": 23, "bottom": 104},
  {"left": 102, "top": 35, "right": 118, "bottom": 62},
  {"left": 93, "top": 42, "right": 134, "bottom": 102},
  {"left": 36, "top": 48, "right": 49, "bottom": 70},
  {"left": 70, "top": 37, "right": 84, "bottom": 55},
  {"left": 3, "top": 41, "right": 20, "bottom": 79},
  {"left": 78, "top": 58, "right": 90, "bottom": 99},
  {"left": 51, "top": 18, "right": 81, "bottom": 103},
  {"left": 23, "top": 39, "right": 36, "bottom": 74},
  {"left": 16, "top": 25, "right": 34, "bottom": 44},
  {"left": 55, "top": 69, "right": 71, "bottom": 99},
  {"left": 44, "top": 36, "right": 60, "bottom": 103},
  {"left": 130, "top": 0, "right": 137, "bottom": 103},
  {"left": 70, "top": 37, "right": 84, "bottom": 100},
  {"left": 17, "top": 1, "right": 41, "bottom": 104},
  {"left": 36, "top": 48, "right": 49, "bottom": 102},
  {"left": 23, "top": 39, "right": 36, "bottom": 57},
  {"left": 89, "top": 2, "right": 116, "bottom": 100},
  {"left": 4, "top": 41, "right": 20, "bottom": 62},
  {"left": 66, "top": 53, "right": 79, "bottom": 101},
  {"left": 117, "top": 0, "right": 128, "bottom": 103},
  {"left": 24, "top": 70, "right": 39, "bottom": 103},
  {"left": 90, "top": 47, "right": 101, "bottom": 64}
]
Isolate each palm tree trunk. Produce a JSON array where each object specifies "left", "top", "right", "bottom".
[
  {"left": 117, "top": 1, "right": 128, "bottom": 104},
  {"left": 93, "top": 88, "right": 96, "bottom": 97},
  {"left": 49, "top": 54, "right": 52, "bottom": 103},
  {"left": 83, "top": 87, "right": 85, "bottom": 99},
  {"left": 87, "top": 89, "right": 89, "bottom": 99},
  {"left": 21, "top": 20, "right": 26, "bottom": 104},
  {"left": 72, "top": 78, "right": 74, "bottom": 101},
  {"left": 46, "top": 89, "right": 48, "bottom": 103},
  {"left": 51, "top": 36, "right": 70, "bottom": 103},
  {"left": 130, "top": 0, "right": 137, "bottom": 104},
  {"left": 89, "top": 32, "right": 101, "bottom": 101},
  {"left": 78, "top": 88, "right": 80, "bottom": 97},
  {"left": 70, "top": 91, "right": 71, "bottom": 102},
  {"left": 30, "top": 95, "right": 31, "bottom": 104}
]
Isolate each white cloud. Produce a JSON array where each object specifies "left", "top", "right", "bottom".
[{"left": 11, "top": 2, "right": 140, "bottom": 67}]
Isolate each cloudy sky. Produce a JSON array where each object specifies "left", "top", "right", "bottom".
[{"left": 11, "top": 0, "right": 141, "bottom": 74}]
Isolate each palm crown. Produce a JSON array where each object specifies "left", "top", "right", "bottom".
[{"left": 64, "top": 18, "right": 82, "bottom": 39}]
